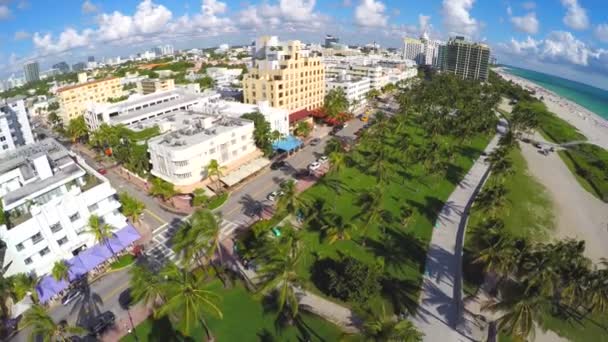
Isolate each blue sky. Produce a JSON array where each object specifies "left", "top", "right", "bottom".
[{"left": 1, "top": 0, "right": 608, "bottom": 89}]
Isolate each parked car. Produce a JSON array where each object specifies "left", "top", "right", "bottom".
[
  {"left": 267, "top": 190, "right": 284, "bottom": 201},
  {"left": 279, "top": 179, "right": 298, "bottom": 188},
  {"left": 62, "top": 288, "right": 83, "bottom": 306},
  {"left": 97, "top": 168, "right": 107, "bottom": 175},
  {"left": 310, "top": 138, "right": 321, "bottom": 146},
  {"left": 318, "top": 155, "right": 329, "bottom": 164},
  {"left": 308, "top": 161, "right": 321, "bottom": 171},
  {"left": 89, "top": 311, "right": 115, "bottom": 335},
  {"left": 270, "top": 160, "right": 287, "bottom": 170}
]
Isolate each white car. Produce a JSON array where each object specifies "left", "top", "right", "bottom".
[
  {"left": 318, "top": 155, "right": 329, "bottom": 164},
  {"left": 267, "top": 190, "right": 284, "bottom": 201},
  {"left": 308, "top": 161, "right": 321, "bottom": 171}
]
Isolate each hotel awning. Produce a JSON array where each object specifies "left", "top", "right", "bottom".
[{"left": 220, "top": 157, "right": 271, "bottom": 187}]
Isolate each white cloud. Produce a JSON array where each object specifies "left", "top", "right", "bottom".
[
  {"left": 132, "top": 0, "right": 172, "bottom": 34},
  {"left": 343, "top": 0, "right": 352, "bottom": 7},
  {"left": 510, "top": 12, "right": 539, "bottom": 34},
  {"left": 33, "top": 28, "right": 93, "bottom": 54},
  {"left": 355, "top": 0, "right": 388, "bottom": 28},
  {"left": 506, "top": 6, "right": 512, "bottom": 16},
  {"left": 14, "top": 30, "right": 30, "bottom": 40},
  {"left": 419, "top": 14, "right": 431, "bottom": 34},
  {"left": 82, "top": 0, "right": 98, "bottom": 14},
  {"left": 441, "top": 0, "right": 479, "bottom": 37},
  {"left": 561, "top": 0, "right": 588, "bottom": 30},
  {"left": 594, "top": 24, "right": 608, "bottom": 43},
  {"left": 235, "top": 0, "right": 325, "bottom": 32},
  {"left": 280, "top": 0, "right": 315, "bottom": 22},
  {"left": 522, "top": 2, "right": 536, "bottom": 10},
  {"left": 0, "top": 5, "right": 11, "bottom": 19}
]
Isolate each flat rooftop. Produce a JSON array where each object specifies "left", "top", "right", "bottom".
[
  {"left": 0, "top": 138, "right": 69, "bottom": 175},
  {"left": 148, "top": 111, "right": 253, "bottom": 149}
]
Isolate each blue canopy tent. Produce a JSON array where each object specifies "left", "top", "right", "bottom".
[{"left": 272, "top": 135, "right": 303, "bottom": 152}]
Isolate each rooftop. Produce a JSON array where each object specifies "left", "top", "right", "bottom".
[
  {"left": 0, "top": 138, "right": 68, "bottom": 175},
  {"left": 57, "top": 77, "right": 118, "bottom": 93}
]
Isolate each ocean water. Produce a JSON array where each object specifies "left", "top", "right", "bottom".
[{"left": 502, "top": 65, "right": 608, "bottom": 120}]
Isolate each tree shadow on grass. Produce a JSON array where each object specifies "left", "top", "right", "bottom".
[
  {"left": 406, "top": 196, "right": 445, "bottom": 224},
  {"left": 381, "top": 277, "right": 420, "bottom": 315},
  {"left": 366, "top": 228, "right": 426, "bottom": 274},
  {"left": 446, "top": 163, "right": 466, "bottom": 186},
  {"left": 146, "top": 316, "right": 192, "bottom": 342}
]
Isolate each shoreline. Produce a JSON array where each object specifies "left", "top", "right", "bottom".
[{"left": 495, "top": 67, "right": 608, "bottom": 150}]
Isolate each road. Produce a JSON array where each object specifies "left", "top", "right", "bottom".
[{"left": 12, "top": 113, "right": 369, "bottom": 341}]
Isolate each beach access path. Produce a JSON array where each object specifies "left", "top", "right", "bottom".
[{"left": 412, "top": 135, "right": 500, "bottom": 341}]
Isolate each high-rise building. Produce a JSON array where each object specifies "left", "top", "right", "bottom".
[
  {"left": 243, "top": 36, "right": 325, "bottom": 112},
  {"left": 0, "top": 97, "right": 35, "bottom": 153},
  {"left": 72, "top": 62, "right": 87, "bottom": 72},
  {"left": 443, "top": 37, "right": 491, "bottom": 81},
  {"left": 88, "top": 56, "right": 95, "bottom": 62},
  {"left": 23, "top": 61, "right": 40, "bottom": 83},
  {"left": 52, "top": 62, "right": 70, "bottom": 74},
  {"left": 402, "top": 37, "right": 426, "bottom": 65},
  {"left": 153, "top": 44, "right": 175, "bottom": 56},
  {"left": 325, "top": 35, "right": 340, "bottom": 48},
  {"left": 57, "top": 77, "right": 123, "bottom": 123}
]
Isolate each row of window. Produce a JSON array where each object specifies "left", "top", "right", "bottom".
[{"left": 23, "top": 236, "right": 66, "bottom": 265}]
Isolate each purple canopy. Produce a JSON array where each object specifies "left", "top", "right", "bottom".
[{"left": 36, "top": 224, "right": 141, "bottom": 303}]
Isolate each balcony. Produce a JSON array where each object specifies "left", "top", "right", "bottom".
[{"left": 6, "top": 208, "right": 33, "bottom": 229}]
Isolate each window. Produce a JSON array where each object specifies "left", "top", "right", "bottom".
[
  {"left": 69, "top": 212, "right": 80, "bottom": 222},
  {"left": 87, "top": 203, "right": 99, "bottom": 212},
  {"left": 57, "top": 237, "right": 68, "bottom": 246},
  {"left": 174, "top": 160, "right": 188, "bottom": 167},
  {"left": 231, "top": 139, "right": 237, "bottom": 145},
  {"left": 241, "top": 135, "right": 246, "bottom": 141},
  {"left": 16, "top": 243, "right": 24, "bottom": 251},
  {"left": 50, "top": 223, "right": 62, "bottom": 233},
  {"left": 24, "top": 258, "right": 33, "bottom": 265},
  {"left": 31, "top": 232, "right": 43, "bottom": 244},
  {"left": 209, "top": 148, "right": 216, "bottom": 154},
  {"left": 39, "top": 247, "right": 51, "bottom": 257},
  {"left": 242, "top": 146, "right": 247, "bottom": 152}
]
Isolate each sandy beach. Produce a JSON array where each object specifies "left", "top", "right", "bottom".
[{"left": 496, "top": 68, "right": 608, "bottom": 150}]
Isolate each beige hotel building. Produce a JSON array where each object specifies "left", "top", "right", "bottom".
[
  {"left": 57, "top": 77, "right": 123, "bottom": 123},
  {"left": 243, "top": 36, "right": 325, "bottom": 112}
]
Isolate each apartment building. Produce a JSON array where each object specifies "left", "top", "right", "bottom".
[
  {"left": 402, "top": 37, "right": 426, "bottom": 64},
  {"left": 199, "top": 99, "right": 289, "bottom": 136},
  {"left": 85, "top": 88, "right": 220, "bottom": 131},
  {"left": 205, "top": 67, "right": 243, "bottom": 88},
  {"left": 324, "top": 56, "right": 417, "bottom": 90},
  {"left": 243, "top": 36, "right": 325, "bottom": 112},
  {"left": 23, "top": 61, "right": 40, "bottom": 83},
  {"left": 139, "top": 78, "right": 175, "bottom": 95},
  {"left": 326, "top": 72, "right": 371, "bottom": 111},
  {"left": 443, "top": 37, "right": 491, "bottom": 81},
  {"left": 147, "top": 112, "right": 256, "bottom": 186},
  {"left": 0, "top": 139, "right": 126, "bottom": 277},
  {"left": 0, "top": 97, "right": 35, "bottom": 153},
  {"left": 57, "top": 77, "right": 123, "bottom": 123}
]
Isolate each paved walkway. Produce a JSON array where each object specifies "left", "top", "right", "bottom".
[{"left": 412, "top": 135, "right": 500, "bottom": 342}]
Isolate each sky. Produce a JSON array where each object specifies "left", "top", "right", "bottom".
[{"left": 1, "top": 0, "right": 608, "bottom": 90}]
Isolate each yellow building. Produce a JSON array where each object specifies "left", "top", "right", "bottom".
[
  {"left": 243, "top": 36, "right": 325, "bottom": 112},
  {"left": 57, "top": 77, "right": 122, "bottom": 123},
  {"left": 139, "top": 78, "right": 175, "bottom": 95}
]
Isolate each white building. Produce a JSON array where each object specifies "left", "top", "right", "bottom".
[
  {"left": 0, "top": 139, "right": 126, "bottom": 277},
  {"left": 326, "top": 72, "right": 371, "bottom": 111},
  {"left": 198, "top": 99, "right": 289, "bottom": 136},
  {"left": 153, "top": 44, "right": 174, "bottom": 56},
  {"left": 0, "top": 97, "right": 35, "bottom": 154},
  {"left": 402, "top": 37, "right": 426, "bottom": 64},
  {"left": 205, "top": 67, "right": 243, "bottom": 87},
  {"left": 147, "top": 112, "right": 256, "bottom": 186},
  {"left": 324, "top": 56, "right": 417, "bottom": 90}
]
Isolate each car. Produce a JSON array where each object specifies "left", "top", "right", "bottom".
[
  {"left": 61, "top": 288, "right": 83, "bottom": 306},
  {"left": 318, "top": 155, "right": 329, "bottom": 163},
  {"left": 308, "top": 161, "right": 321, "bottom": 171},
  {"left": 267, "top": 190, "right": 284, "bottom": 201},
  {"left": 270, "top": 160, "right": 286, "bottom": 170},
  {"left": 118, "top": 289, "right": 133, "bottom": 309},
  {"left": 279, "top": 179, "right": 298, "bottom": 188},
  {"left": 533, "top": 142, "right": 542, "bottom": 149},
  {"left": 310, "top": 138, "right": 321, "bottom": 146},
  {"left": 89, "top": 311, "right": 115, "bottom": 335},
  {"left": 97, "top": 168, "right": 107, "bottom": 175},
  {"left": 342, "top": 123, "right": 348, "bottom": 128}
]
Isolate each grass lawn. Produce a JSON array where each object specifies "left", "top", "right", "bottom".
[
  {"left": 538, "top": 310, "right": 608, "bottom": 342},
  {"left": 122, "top": 280, "right": 359, "bottom": 342},
  {"left": 293, "top": 117, "right": 492, "bottom": 315},
  {"left": 208, "top": 192, "right": 229, "bottom": 210},
  {"left": 110, "top": 254, "right": 135, "bottom": 270},
  {"left": 124, "top": 126, "right": 161, "bottom": 141},
  {"left": 558, "top": 144, "right": 608, "bottom": 202},
  {"left": 517, "top": 101, "right": 586, "bottom": 144},
  {"left": 463, "top": 146, "right": 554, "bottom": 294}
]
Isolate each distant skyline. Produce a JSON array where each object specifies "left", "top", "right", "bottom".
[{"left": 1, "top": 0, "right": 608, "bottom": 89}]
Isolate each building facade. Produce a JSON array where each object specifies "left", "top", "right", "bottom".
[
  {"left": 139, "top": 78, "right": 175, "bottom": 95},
  {"left": 52, "top": 62, "right": 70, "bottom": 74},
  {"left": 402, "top": 37, "right": 426, "bottom": 64},
  {"left": 153, "top": 45, "right": 175, "bottom": 56},
  {"left": 57, "top": 77, "right": 123, "bottom": 123},
  {"left": 325, "top": 73, "right": 371, "bottom": 111},
  {"left": 23, "top": 62, "right": 40, "bottom": 84},
  {"left": 243, "top": 36, "right": 325, "bottom": 112},
  {"left": 0, "top": 98, "right": 35, "bottom": 153},
  {"left": 324, "top": 35, "right": 340, "bottom": 48},
  {"left": 205, "top": 67, "right": 243, "bottom": 88},
  {"left": 0, "top": 139, "right": 126, "bottom": 277},
  {"left": 147, "top": 113, "right": 256, "bottom": 186},
  {"left": 443, "top": 37, "right": 491, "bottom": 81}
]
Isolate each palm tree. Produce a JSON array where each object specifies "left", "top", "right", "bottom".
[
  {"left": 322, "top": 214, "right": 357, "bottom": 244},
  {"left": 119, "top": 192, "right": 145, "bottom": 224},
  {"left": 157, "top": 265, "right": 222, "bottom": 339},
  {"left": 206, "top": 159, "right": 226, "bottom": 194},
  {"left": 85, "top": 214, "right": 116, "bottom": 257},
  {"left": 192, "top": 188, "right": 209, "bottom": 208},
  {"left": 400, "top": 205, "right": 413, "bottom": 227},
  {"left": 357, "top": 187, "right": 384, "bottom": 244},
  {"left": 149, "top": 177, "right": 177, "bottom": 202},
  {"left": 9, "top": 273, "right": 39, "bottom": 303},
  {"left": 585, "top": 263, "right": 608, "bottom": 314},
  {"left": 256, "top": 237, "right": 303, "bottom": 324},
  {"left": 362, "top": 306, "right": 424, "bottom": 341},
  {"left": 329, "top": 152, "right": 346, "bottom": 173},
  {"left": 270, "top": 130, "right": 282, "bottom": 142},
  {"left": 129, "top": 263, "right": 167, "bottom": 315},
  {"left": 482, "top": 289, "right": 545, "bottom": 342},
  {"left": 21, "top": 304, "right": 86, "bottom": 342},
  {"left": 172, "top": 209, "right": 223, "bottom": 267},
  {"left": 294, "top": 121, "right": 311, "bottom": 137},
  {"left": 324, "top": 88, "right": 349, "bottom": 119},
  {"left": 324, "top": 137, "right": 344, "bottom": 155},
  {"left": 0, "top": 276, "right": 16, "bottom": 319},
  {"left": 66, "top": 116, "right": 88, "bottom": 144},
  {"left": 51, "top": 260, "right": 70, "bottom": 282},
  {"left": 277, "top": 180, "right": 303, "bottom": 215}
]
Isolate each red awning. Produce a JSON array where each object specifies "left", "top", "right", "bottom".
[{"left": 289, "top": 109, "right": 312, "bottom": 124}]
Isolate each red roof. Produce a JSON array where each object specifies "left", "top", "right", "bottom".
[{"left": 289, "top": 109, "right": 312, "bottom": 124}]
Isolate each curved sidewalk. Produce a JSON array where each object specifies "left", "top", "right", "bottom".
[{"left": 413, "top": 135, "right": 499, "bottom": 342}]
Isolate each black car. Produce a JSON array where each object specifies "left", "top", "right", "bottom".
[
  {"left": 89, "top": 311, "right": 115, "bottom": 335},
  {"left": 270, "top": 160, "right": 287, "bottom": 170},
  {"left": 310, "top": 138, "right": 321, "bottom": 146}
]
